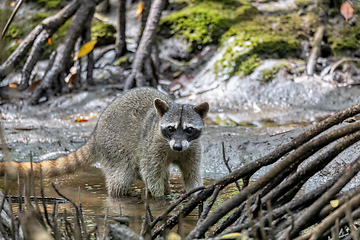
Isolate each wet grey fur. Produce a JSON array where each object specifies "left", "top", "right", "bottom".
[{"left": 86, "top": 87, "right": 209, "bottom": 198}]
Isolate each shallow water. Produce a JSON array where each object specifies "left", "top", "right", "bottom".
[{"left": 0, "top": 166, "right": 204, "bottom": 235}]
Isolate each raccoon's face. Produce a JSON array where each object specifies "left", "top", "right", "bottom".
[{"left": 154, "top": 99, "right": 209, "bottom": 152}]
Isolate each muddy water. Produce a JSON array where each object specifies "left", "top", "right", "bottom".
[{"left": 0, "top": 167, "right": 204, "bottom": 235}]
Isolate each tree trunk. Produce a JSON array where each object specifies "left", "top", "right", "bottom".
[
  {"left": 29, "top": 0, "right": 95, "bottom": 104},
  {"left": 306, "top": 25, "right": 325, "bottom": 75},
  {"left": 307, "top": 0, "right": 329, "bottom": 75},
  {"left": 0, "top": 0, "right": 81, "bottom": 81},
  {"left": 115, "top": 0, "right": 127, "bottom": 58},
  {"left": 84, "top": 6, "right": 96, "bottom": 86},
  {"left": 124, "top": 0, "right": 166, "bottom": 90},
  {"left": 140, "top": 0, "right": 151, "bottom": 40}
]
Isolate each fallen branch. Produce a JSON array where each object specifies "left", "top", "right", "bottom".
[
  {"left": 307, "top": 24, "right": 325, "bottom": 75},
  {"left": 263, "top": 129, "right": 360, "bottom": 207},
  {"left": 152, "top": 102, "right": 360, "bottom": 238},
  {"left": 295, "top": 191, "right": 360, "bottom": 240},
  {"left": 188, "top": 123, "right": 360, "bottom": 239},
  {"left": 282, "top": 154, "right": 360, "bottom": 239}
]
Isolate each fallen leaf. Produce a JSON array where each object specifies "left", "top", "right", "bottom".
[
  {"left": 136, "top": 1, "right": 144, "bottom": 20},
  {"left": 75, "top": 116, "right": 88, "bottom": 122},
  {"left": 65, "top": 65, "right": 77, "bottom": 84},
  {"left": 67, "top": 73, "right": 77, "bottom": 87},
  {"left": 48, "top": 38, "right": 51, "bottom": 44},
  {"left": 221, "top": 232, "right": 242, "bottom": 239},
  {"left": 29, "top": 79, "right": 42, "bottom": 91},
  {"left": 168, "top": 232, "right": 181, "bottom": 240},
  {"left": 98, "top": 73, "right": 104, "bottom": 79},
  {"left": 340, "top": 1, "right": 354, "bottom": 21},
  {"left": 74, "top": 40, "right": 97, "bottom": 61},
  {"left": 8, "top": 83, "right": 17, "bottom": 88},
  {"left": 188, "top": 93, "right": 197, "bottom": 100},
  {"left": 330, "top": 199, "right": 339, "bottom": 208},
  {"left": 75, "top": 114, "right": 98, "bottom": 122},
  {"left": 10, "top": 1, "right": 15, "bottom": 7}
]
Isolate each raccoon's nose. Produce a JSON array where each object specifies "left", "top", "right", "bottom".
[{"left": 173, "top": 143, "right": 182, "bottom": 151}]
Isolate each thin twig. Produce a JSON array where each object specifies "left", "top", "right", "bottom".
[
  {"left": 0, "top": 173, "right": 8, "bottom": 236},
  {"left": 345, "top": 201, "right": 359, "bottom": 240},
  {"left": 78, "top": 186, "right": 87, "bottom": 236},
  {"left": 52, "top": 183, "right": 82, "bottom": 236},
  {"left": 222, "top": 142, "right": 241, "bottom": 191},
  {"left": 149, "top": 186, "right": 205, "bottom": 229},
  {"left": 289, "top": 155, "right": 360, "bottom": 240},
  {"left": 102, "top": 208, "right": 108, "bottom": 240},
  {"left": 266, "top": 200, "right": 275, "bottom": 240},
  {"left": 40, "top": 166, "right": 53, "bottom": 229},
  {"left": 141, "top": 179, "right": 152, "bottom": 238},
  {"left": 8, "top": 198, "right": 15, "bottom": 239},
  {"left": 0, "top": 0, "right": 24, "bottom": 40}
]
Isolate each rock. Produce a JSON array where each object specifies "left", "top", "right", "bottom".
[{"left": 106, "top": 222, "right": 143, "bottom": 240}]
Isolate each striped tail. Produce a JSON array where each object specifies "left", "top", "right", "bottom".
[{"left": 0, "top": 139, "right": 96, "bottom": 178}]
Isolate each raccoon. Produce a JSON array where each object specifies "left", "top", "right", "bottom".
[{"left": 1, "top": 87, "right": 209, "bottom": 198}]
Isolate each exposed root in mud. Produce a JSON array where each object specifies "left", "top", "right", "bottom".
[
  {"left": 149, "top": 102, "right": 360, "bottom": 240},
  {"left": 0, "top": 0, "right": 100, "bottom": 105}
]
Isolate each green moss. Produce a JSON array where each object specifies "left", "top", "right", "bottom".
[
  {"left": 91, "top": 23, "right": 116, "bottom": 45},
  {"left": 262, "top": 69, "right": 277, "bottom": 82},
  {"left": 328, "top": 25, "right": 360, "bottom": 56},
  {"left": 259, "top": 64, "right": 288, "bottom": 82},
  {"left": 28, "top": 0, "right": 65, "bottom": 10},
  {"left": 160, "top": 0, "right": 256, "bottom": 50},
  {"left": 31, "top": 12, "right": 51, "bottom": 25},
  {"left": 204, "top": 182, "right": 243, "bottom": 220},
  {"left": 1, "top": 24, "right": 24, "bottom": 59},
  {"left": 2, "top": 25, "right": 24, "bottom": 42},
  {"left": 236, "top": 54, "right": 261, "bottom": 76},
  {"left": 215, "top": 12, "right": 313, "bottom": 77},
  {"left": 294, "top": 0, "right": 312, "bottom": 8},
  {"left": 114, "top": 55, "right": 130, "bottom": 66}
]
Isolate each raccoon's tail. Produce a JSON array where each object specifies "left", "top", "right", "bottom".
[{"left": 0, "top": 137, "right": 97, "bottom": 178}]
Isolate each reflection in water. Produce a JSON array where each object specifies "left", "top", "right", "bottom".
[{"left": 0, "top": 166, "right": 200, "bottom": 235}]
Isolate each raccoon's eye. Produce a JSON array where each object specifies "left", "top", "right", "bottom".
[
  {"left": 167, "top": 126, "right": 176, "bottom": 132},
  {"left": 185, "top": 127, "right": 194, "bottom": 134}
]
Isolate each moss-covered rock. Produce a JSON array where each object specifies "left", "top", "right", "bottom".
[
  {"left": 160, "top": 0, "right": 256, "bottom": 51},
  {"left": 215, "top": 12, "right": 315, "bottom": 77},
  {"left": 328, "top": 24, "right": 360, "bottom": 56},
  {"left": 27, "top": 0, "right": 67, "bottom": 10},
  {"left": 259, "top": 63, "right": 289, "bottom": 83},
  {"left": 91, "top": 23, "right": 116, "bottom": 46},
  {"left": 294, "top": 0, "right": 312, "bottom": 8}
]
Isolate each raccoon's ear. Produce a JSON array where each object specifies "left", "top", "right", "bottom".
[
  {"left": 154, "top": 98, "right": 169, "bottom": 117},
  {"left": 194, "top": 102, "right": 209, "bottom": 119}
]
